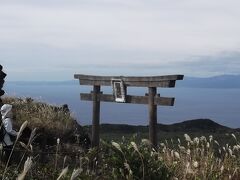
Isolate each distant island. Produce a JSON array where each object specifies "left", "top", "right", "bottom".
[
  {"left": 178, "top": 74, "right": 240, "bottom": 88},
  {"left": 8, "top": 74, "right": 240, "bottom": 88}
]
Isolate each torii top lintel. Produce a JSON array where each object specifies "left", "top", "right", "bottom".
[{"left": 74, "top": 74, "right": 184, "bottom": 87}]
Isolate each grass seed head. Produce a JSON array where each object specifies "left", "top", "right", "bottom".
[
  {"left": 131, "top": 141, "right": 139, "bottom": 153},
  {"left": 57, "top": 166, "right": 69, "bottom": 180},
  {"left": 174, "top": 151, "right": 180, "bottom": 160},
  {"left": 57, "top": 138, "right": 60, "bottom": 145},
  {"left": 70, "top": 168, "right": 82, "bottom": 180},
  {"left": 112, "top": 141, "right": 123, "bottom": 154},
  {"left": 141, "top": 139, "right": 151, "bottom": 146},
  {"left": 178, "top": 145, "right": 185, "bottom": 152},
  {"left": 17, "top": 157, "right": 33, "bottom": 180},
  {"left": 17, "top": 121, "right": 28, "bottom": 140},
  {"left": 160, "top": 143, "right": 165, "bottom": 147},
  {"left": 231, "top": 133, "right": 237, "bottom": 140},
  {"left": 200, "top": 136, "right": 207, "bottom": 142},
  {"left": 220, "top": 165, "right": 224, "bottom": 174},
  {"left": 214, "top": 140, "right": 219, "bottom": 146},
  {"left": 193, "top": 161, "right": 199, "bottom": 168},
  {"left": 228, "top": 149, "right": 233, "bottom": 157},
  {"left": 178, "top": 138, "right": 181, "bottom": 145},
  {"left": 193, "top": 137, "right": 199, "bottom": 146},
  {"left": 209, "top": 135, "right": 213, "bottom": 143},
  {"left": 184, "top": 134, "right": 192, "bottom": 142}
]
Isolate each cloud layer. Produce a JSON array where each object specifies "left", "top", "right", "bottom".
[{"left": 0, "top": 0, "right": 240, "bottom": 80}]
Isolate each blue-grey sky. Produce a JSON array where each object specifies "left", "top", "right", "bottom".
[{"left": 1, "top": 0, "right": 240, "bottom": 81}]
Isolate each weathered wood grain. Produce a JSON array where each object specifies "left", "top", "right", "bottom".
[
  {"left": 80, "top": 93, "right": 174, "bottom": 106},
  {"left": 148, "top": 87, "right": 157, "bottom": 148},
  {"left": 91, "top": 86, "right": 101, "bottom": 148},
  {"left": 74, "top": 74, "right": 184, "bottom": 81},
  {"left": 74, "top": 74, "right": 183, "bottom": 87},
  {"left": 78, "top": 79, "right": 176, "bottom": 87}
]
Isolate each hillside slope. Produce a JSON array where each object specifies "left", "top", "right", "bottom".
[{"left": 97, "top": 119, "right": 236, "bottom": 134}]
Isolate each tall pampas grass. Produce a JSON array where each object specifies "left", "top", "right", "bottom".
[
  {"left": 2, "top": 121, "right": 28, "bottom": 179},
  {"left": 131, "top": 141, "right": 145, "bottom": 180},
  {"left": 70, "top": 168, "right": 82, "bottom": 180},
  {"left": 57, "top": 166, "right": 68, "bottom": 180},
  {"left": 55, "top": 138, "right": 60, "bottom": 171},
  {"left": 17, "top": 156, "right": 33, "bottom": 180},
  {"left": 16, "top": 127, "right": 36, "bottom": 172}
]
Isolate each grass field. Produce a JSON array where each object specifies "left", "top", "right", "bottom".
[{"left": 0, "top": 96, "right": 239, "bottom": 179}]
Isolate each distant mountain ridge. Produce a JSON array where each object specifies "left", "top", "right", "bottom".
[
  {"left": 157, "top": 119, "right": 233, "bottom": 132},
  {"left": 7, "top": 80, "right": 76, "bottom": 86},
  {"left": 8, "top": 74, "right": 240, "bottom": 88},
  {"left": 96, "top": 119, "right": 238, "bottom": 134},
  {"left": 178, "top": 74, "right": 240, "bottom": 88}
]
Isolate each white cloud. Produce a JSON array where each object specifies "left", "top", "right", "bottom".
[{"left": 0, "top": 0, "right": 240, "bottom": 80}]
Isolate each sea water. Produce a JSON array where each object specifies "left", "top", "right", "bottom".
[{"left": 3, "top": 82, "right": 240, "bottom": 128}]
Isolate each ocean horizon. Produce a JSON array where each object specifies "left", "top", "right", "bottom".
[{"left": 3, "top": 81, "right": 240, "bottom": 128}]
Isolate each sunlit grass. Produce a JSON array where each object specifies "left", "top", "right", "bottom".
[
  {"left": 2, "top": 96, "right": 75, "bottom": 134},
  {"left": 0, "top": 96, "right": 239, "bottom": 179},
  {"left": 1, "top": 131, "right": 239, "bottom": 179}
]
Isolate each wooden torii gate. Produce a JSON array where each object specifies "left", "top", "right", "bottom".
[{"left": 74, "top": 74, "right": 184, "bottom": 147}]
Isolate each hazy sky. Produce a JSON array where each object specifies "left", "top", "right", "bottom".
[{"left": 1, "top": 0, "right": 240, "bottom": 81}]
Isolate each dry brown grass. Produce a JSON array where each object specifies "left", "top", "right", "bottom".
[
  {"left": 160, "top": 134, "right": 240, "bottom": 179},
  {"left": 1, "top": 96, "right": 240, "bottom": 179},
  {"left": 2, "top": 96, "right": 75, "bottom": 134}
]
